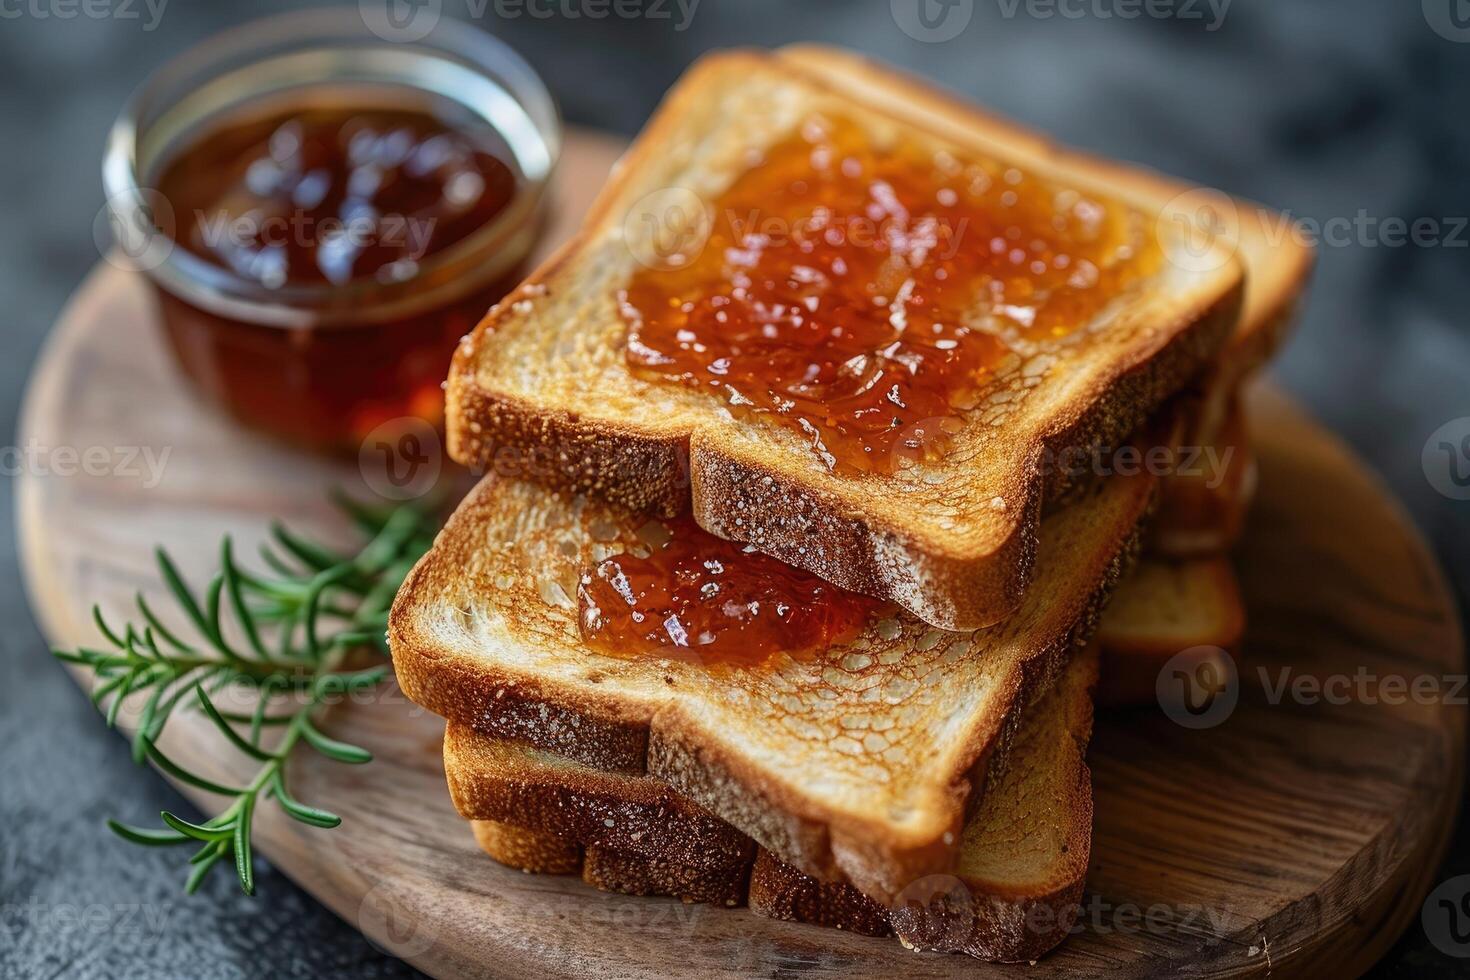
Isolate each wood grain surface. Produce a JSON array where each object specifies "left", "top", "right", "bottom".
[{"left": 16, "top": 129, "right": 1466, "bottom": 979}]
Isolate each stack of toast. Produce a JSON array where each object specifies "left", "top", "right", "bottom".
[{"left": 389, "top": 46, "right": 1313, "bottom": 961}]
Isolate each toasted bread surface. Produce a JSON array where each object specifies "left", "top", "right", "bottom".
[
  {"left": 775, "top": 44, "right": 1315, "bottom": 390},
  {"left": 753, "top": 642, "right": 1096, "bottom": 962},
  {"left": 455, "top": 644, "right": 1097, "bottom": 961},
  {"left": 391, "top": 462, "right": 1151, "bottom": 901},
  {"left": 1096, "top": 557, "right": 1244, "bottom": 706},
  {"left": 447, "top": 48, "right": 1241, "bottom": 630}
]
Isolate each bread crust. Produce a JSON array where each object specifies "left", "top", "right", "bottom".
[
  {"left": 456, "top": 646, "right": 1100, "bottom": 962},
  {"left": 469, "top": 820, "right": 751, "bottom": 907},
  {"left": 391, "top": 463, "right": 1152, "bottom": 903},
  {"left": 445, "top": 725, "right": 751, "bottom": 870},
  {"left": 470, "top": 819, "right": 582, "bottom": 875},
  {"left": 445, "top": 48, "right": 1243, "bottom": 631}
]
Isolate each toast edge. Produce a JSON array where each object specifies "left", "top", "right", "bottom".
[{"left": 389, "top": 467, "right": 1151, "bottom": 903}]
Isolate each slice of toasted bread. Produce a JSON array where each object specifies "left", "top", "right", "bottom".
[
  {"left": 391, "top": 462, "right": 1151, "bottom": 902},
  {"left": 446, "top": 48, "right": 1242, "bottom": 631},
  {"left": 752, "top": 641, "right": 1097, "bottom": 962},
  {"left": 775, "top": 46, "right": 1314, "bottom": 401},
  {"left": 470, "top": 820, "right": 750, "bottom": 906},
  {"left": 445, "top": 727, "right": 752, "bottom": 870},
  {"left": 470, "top": 818, "right": 581, "bottom": 875},
  {"left": 453, "top": 643, "right": 1098, "bottom": 961},
  {"left": 1151, "top": 395, "right": 1256, "bottom": 557},
  {"left": 1096, "top": 557, "right": 1244, "bottom": 706}
]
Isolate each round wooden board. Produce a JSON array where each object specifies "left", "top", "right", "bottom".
[{"left": 17, "top": 128, "right": 1466, "bottom": 979}]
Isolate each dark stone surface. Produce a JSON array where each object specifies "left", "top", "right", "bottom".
[{"left": 0, "top": 1, "right": 1465, "bottom": 976}]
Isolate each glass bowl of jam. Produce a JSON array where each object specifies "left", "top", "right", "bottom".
[{"left": 101, "top": 10, "right": 560, "bottom": 451}]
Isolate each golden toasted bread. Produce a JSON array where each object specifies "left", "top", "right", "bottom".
[
  {"left": 774, "top": 45, "right": 1314, "bottom": 565},
  {"left": 446, "top": 47, "right": 1242, "bottom": 630},
  {"left": 454, "top": 644, "right": 1098, "bottom": 961},
  {"left": 391, "top": 463, "right": 1150, "bottom": 902},
  {"left": 1150, "top": 395, "right": 1256, "bottom": 557},
  {"left": 1096, "top": 558, "right": 1244, "bottom": 706},
  {"left": 470, "top": 819, "right": 750, "bottom": 906}
]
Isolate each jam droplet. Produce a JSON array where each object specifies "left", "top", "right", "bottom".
[
  {"left": 618, "top": 115, "right": 1161, "bottom": 474},
  {"left": 577, "top": 516, "right": 882, "bottom": 668}
]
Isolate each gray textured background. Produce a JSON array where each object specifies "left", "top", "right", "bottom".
[{"left": 1, "top": 1, "right": 1467, "bottom": 976}]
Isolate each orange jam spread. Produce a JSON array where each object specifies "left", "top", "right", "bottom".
[
  {"left": 577, "top": 516, "right": 882, "bottom": 668},
  {"left": 618, "top": 115, "right": 1162, "bottom": 474}
]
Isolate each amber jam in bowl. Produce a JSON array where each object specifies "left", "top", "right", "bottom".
[{"left": 102, "top": 11, "right": 560, "bottom": 451}]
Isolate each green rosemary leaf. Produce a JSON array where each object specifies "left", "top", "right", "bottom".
[
  {"left": 195, "top": 688, "right": 274, "bottom": 762},
  {"left": 160, "top": 810, "right": 234, "bottom": 842},
  {"left": 143, "top": 741, "right": 247, "bottom": 796},
  {"left": 234, "top": 793, "right": 256, "bottom": 896},
  {"left": 354, "top": 507, "right": 424, "bottom": 575},
  {"left": 270, "top": 774, "right": 342, "bottom": 829},
  {"left": 104, "top": 669, "right": 143, "bottom": 727},
  {"left": 205, "top": 575, "right": 227, "bottom": 649},
  {"left": 107, "top": 820, "right": 193, "bottom": 847},
  {"left": 271, "top": 523, "right": 344, "bottom": 573},
  {"left": 258, "top": 543, "right": 302, "bottom": 579},
  {"left": 330, "top": 490, "right": 395, "bottom": 536},
  {"left": 303, "top": 565, "right": 357, "bottom": 659},
  {"left": 299, "top": 720, "right": 372, "bottom": 764},
  {"left": 93, "top": 605, "right": 125, "bottom": 648},
  {"left": 90, "top": 671, "right": 131, "bottom": 709},
  {"left": 132, "top": 683, "right": 169, "bottom": 764},
  {"left": 156, "top": 549, "right": 217, "bottom": 650},
  {"left": 221, "top": 538, "right": 271, "bottom": 661},
  {"left": 141, "top": 670, "right": 209, "bottom": 747},
  {"left": 136, "top": 592, "right": 195, "bottom": 654},
  {"left": 250, "top": 677, "right": 285, "bottom": 746},
  {"left": 185, "top": 842, "right": 227, "bottom": 894}
]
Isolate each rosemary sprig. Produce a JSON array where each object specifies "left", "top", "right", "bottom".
[{"left": 54, "top": 493, "right": 438, "bottom": 896}]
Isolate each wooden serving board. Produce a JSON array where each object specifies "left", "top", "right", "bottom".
[{"left": 17, "top": 129, "right": 1466, "bottom": 979}]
